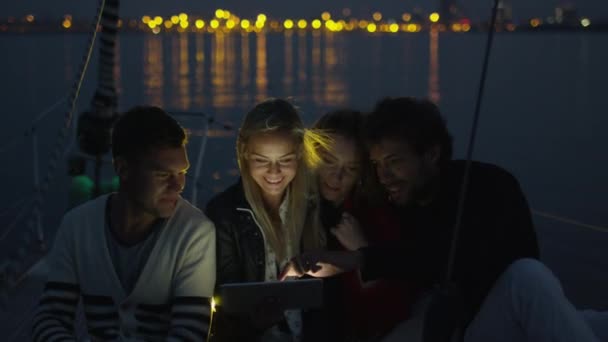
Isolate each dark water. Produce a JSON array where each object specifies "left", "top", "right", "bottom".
[{"left": 0, "top": 31, "right": 607, "bottom": 312}]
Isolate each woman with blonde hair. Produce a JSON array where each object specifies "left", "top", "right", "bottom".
[
  {"left": 206, "top": 98, "right": 327, "bottom": 341},
  {"left": 311, "top": 109, "right": 419, "bottom": 341}
]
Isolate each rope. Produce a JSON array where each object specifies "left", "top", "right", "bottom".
[
  {"left": 445, "top": 0, "right": 500, "bottom": 282},
  {"left": 0, "top": 199, "right": 34, "bottom": 242},
  {"left": 190, "top": 118, "right": 211, "bottom": 206},
  {"left": 532, "top": 210, "right": 608, "bottom": 233},
  {"left": 0, "top": 195, "right": 33, "bottom": 217},
  {"left": 170, "top": 110, "right": 235, "bottom": 131},
  {"left": 0, "top": 95, "right": 67, "bottom": 155},
  {"left": 171, "top": 110, "right": 233, "bottom": 206},
  {"left": 29, "top": 0, "right": 107, "bottom": 244},
  {"left": 90, "top": 0, "right": 120, "bottom": 115}
]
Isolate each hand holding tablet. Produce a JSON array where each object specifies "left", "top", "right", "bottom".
[{"left": 279, "top": 250, "right": 363, "bottom": 280}]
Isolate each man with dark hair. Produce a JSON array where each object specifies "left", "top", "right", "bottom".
[
  {"left": 283, "top": 98, "right": 607, "bottom": 341},
  {"left": 33, "top": 106, "right": 216, "bottom": 341}
]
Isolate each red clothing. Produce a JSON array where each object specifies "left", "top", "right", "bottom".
[{"left": 341, "top": 201, "right": 420, "bottom": 339}]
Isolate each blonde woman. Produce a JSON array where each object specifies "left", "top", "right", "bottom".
[{"left": 206, "top": 98, "right": 327, "bottom": 341}]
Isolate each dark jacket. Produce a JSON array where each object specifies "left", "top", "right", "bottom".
[
  {"left": 206, "top": 181, "right": 266, "bottom": 285},
  {"left": 206, "top": 181, "right": 318, "bottom": 341},
  {"left": 205, "top": 181, "right": 271, "bottom": 341},
  {"left": 319, "top": 197, "right": 419, "bottom": 340},
  {"left": 359, "top": 160, "right": 540, "bottom": 324}
]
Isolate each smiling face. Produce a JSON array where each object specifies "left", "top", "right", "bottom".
[
  {"left": 117, "top": 146, "right": 190, "bottom": 219},
  {"left": 318, "top": 134, "right": 361, "bottom": 206},
  {"left": 247, "top": 131, "right": 299, "bottom": 205},
  {"left": 369, "top": 138, "right": 438, "bottom": 207}
]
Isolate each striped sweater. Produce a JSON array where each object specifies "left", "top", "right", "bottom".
[{"left": 32, "top": 195, "right": 216, "bottom": 341}]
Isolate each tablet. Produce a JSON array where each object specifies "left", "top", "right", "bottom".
[{"left": 216, "top": 278, "right": 324, "bottom": 314}]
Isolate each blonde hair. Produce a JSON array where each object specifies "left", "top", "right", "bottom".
[{"left": 237, "top": 98, "right": 329, "bottom": 261}]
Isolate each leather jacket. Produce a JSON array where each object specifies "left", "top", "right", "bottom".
[{"left": 205, "top": 180, "right": 267, "bottom": 285}]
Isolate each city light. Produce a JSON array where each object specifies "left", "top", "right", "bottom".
[
  {"left": 530, "top": 18, "right": 541, "bottom": 27},
  {"left": 335, "top": 21, "right": 344, "bottom": 31},
  {"left": 5, "top": 6, "right": 600, "bottom": 34},
  {"left": 581, "top": 18, "right": 591, "bottom": 27}
]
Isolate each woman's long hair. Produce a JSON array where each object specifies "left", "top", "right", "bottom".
[
  {"left": 237, "top": 98, "right": 329, "bottom": 261},
  {"left": 313, "top": 109, "right": 381, "bottom": 208}
]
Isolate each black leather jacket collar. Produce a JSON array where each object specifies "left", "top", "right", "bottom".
[{"left": 205, "top": 180, "right": 267, "bottom": 284}]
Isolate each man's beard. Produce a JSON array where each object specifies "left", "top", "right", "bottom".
[{"left": 395, "top": 171, "right": 439, "bottom": 208}]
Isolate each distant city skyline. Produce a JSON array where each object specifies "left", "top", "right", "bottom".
[{"left": 1, "top": 0, "right": 608, "bottom": 21}]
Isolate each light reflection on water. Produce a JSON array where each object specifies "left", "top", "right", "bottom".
[
  {"left": 1, "top": 32, "right": 607, "bottom": 229},
  {"left": 428, "top": 28, "right": 440, "bottom": 103},
  {"left": 143, "top": 35, "right": 163, "bottom": 107},
  {"left": 123, "top": 32, "right": 608, "bottom": 310},
  {"left": 134, "top": 30, "right": 442, "bottom": 203},
  {"left": 0, "top": 32, "right": 608, "bottom": 310},
  {"left": 140, "top": 30, "right": 423, "bottom": 114}
]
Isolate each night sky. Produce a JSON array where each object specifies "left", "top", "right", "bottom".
[{"left": 2, "top": 0, "right": 608, "bottom": 21}]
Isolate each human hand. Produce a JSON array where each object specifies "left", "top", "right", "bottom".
[
  {"left": 331, "top": 212, "right": 368, "bottom": 251},
  {"left": 279, "top": 250, "right": 363, "bottom": 280}
]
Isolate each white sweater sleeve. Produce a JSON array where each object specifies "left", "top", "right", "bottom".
[
  {"left": 32, "top": 213, "right": 80, "bottom": 342},
  {"left": 167, "top": 220, "right": 216, "bottom": 342}
]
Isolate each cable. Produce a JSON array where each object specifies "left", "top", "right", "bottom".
[
  {"left": 445, "top": 0, "right": 501, "bottom": 282},
  {"left": 0, "top": 95, "right": 67, "bottom": 155},
  {"left": 29, "top": 0, "right": 107, "bottom": 244},
  {"left": 532, "top": 210, "right": 608, "bottom": 233}
]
